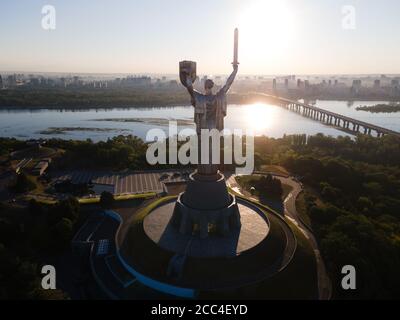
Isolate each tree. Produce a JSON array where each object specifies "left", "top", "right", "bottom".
[
  {"left": 28, "top": 199, "right": 43, "bottom": 217},
  {"left": 57, "top": 197, "right": 80, "bottom": 223},
  {"left": 100, "top": 191, "right": 114, "bottom": 209},
  {"left": 257, "top": 174, "right": 283, "bottom": 200},
  {"left": 47, "top": 197, "right": 80, "bottom": 226},
  {"left": 11, "top": 173, "right": 35, "bottom": 193},
  {"left": 51, "top": 218, "right": 73, "bottom": 251}
]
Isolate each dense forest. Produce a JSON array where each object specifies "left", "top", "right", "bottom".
[
  {"left": 254, "top": 133, "right": 400, "bottom": 299},
  {"left": 0, "top": 87, "right": 246, "bottom": 108},
  {"left": 0, "top": 198, "right": 82, "bottom": 299}
]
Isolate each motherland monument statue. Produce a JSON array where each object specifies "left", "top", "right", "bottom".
[{"left": 171, "top": 29, "right": 241, "bottom": 238}]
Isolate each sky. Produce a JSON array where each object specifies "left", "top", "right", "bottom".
[{"left": 0, "top": 0, "right": 400, "bottom": 75}]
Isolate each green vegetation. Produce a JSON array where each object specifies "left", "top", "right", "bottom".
[
  {"left": 356, "top": 103, "right": 400, "bottom": 113},
  {"left": 46, "top": 135, "right": 195, "bottom": 171},
  {"left": 254, "top": 133, "right": 400, "bottom": 299},
  {"left": 1, "top": 132, "right": 400, "bottom": 299},
  {"left": 0, "top": 87, "right": 248, "bottom": 108},
  {"left": 0, "top": 138, "right": 27, "bottom": 156},
  {"left": 46, "top": 135, "right": 148, "bottom": 170},
  {"left": 0, "top": 197, "right": 83, "bottom": 299},
  {"left": 9, "top": 173, "right": 36, "bottom": 193},
  {"left": 0, "top": 87, "right": 189, "bottom": 108},
  {"left": 236, "top": 174, "right": 285, "bottom": 200}
]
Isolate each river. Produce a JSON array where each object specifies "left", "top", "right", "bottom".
[{"left": 0, "top": 100, "right": 398, "bottom": 142}]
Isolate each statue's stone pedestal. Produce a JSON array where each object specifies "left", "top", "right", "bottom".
[{"left": 171, "top": 171, "right": 241, "bottom": 238}]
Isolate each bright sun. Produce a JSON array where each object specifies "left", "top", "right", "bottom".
[
  {"left": 238, "top": 0, "right": 296, "bottom": 64},
  {"left": 245, "top": 103, "right": 277, "bottom": 134}
]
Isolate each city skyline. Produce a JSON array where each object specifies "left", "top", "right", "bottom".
[{"left": 1, "top": 0, "right": 400, "bottom": 75}]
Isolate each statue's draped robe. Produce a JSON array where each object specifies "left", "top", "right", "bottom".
[
  {"left": 193, "top": 89, "right": 227, "bottom": 134},
  {"left": 192, "top": 89, "right": 227, "bottom": 175}
]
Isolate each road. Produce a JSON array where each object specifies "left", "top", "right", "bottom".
[{"left": 227, "top": 174, "right": 332, "bottom": 300}]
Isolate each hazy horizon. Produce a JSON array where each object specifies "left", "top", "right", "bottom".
[
  {"left": 1, "top": 0, "right": 400, "bottom": 75},
  {"left": 1, "top": 70, "right": 400, "bottom": 78}
]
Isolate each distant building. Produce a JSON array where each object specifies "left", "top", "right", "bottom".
[
  {"left": 272, "top": 78, "right": 277, "bottom": 91},
  {"left": 297, "top": 79, "right": 304, "bottom": 88},
  {"left": 29, "top": 77, "right": 40, "bottom": 86},
  {"left": 120, "top": 76, "right": 151, "bottom": 87},
  {"left": 374, "top": 79, "right": 381, "bottom": 88},
  {"left": 351, "top": 79, "right": 362, "bottom": 94},
  {"left": 0, "top": 75, "right": 2, "bottom": 89},
  {"left": 7, "top": 74, "right": 16, "bottom": 87}
]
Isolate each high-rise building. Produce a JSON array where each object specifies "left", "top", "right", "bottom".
[
  {"left": 297, "top": 79, "right": 301, "bottom": 88},
  {"left": 0, "top": 75, "right": 3, "bottom": 89},
  {"left": 351, "top": 79, "right": 362, "bottom": 94},
  {"left": 7, "top": 74, "right": 16, "bottom": 87},
  {"left": 284, "top": 78, "right": 289, "bottom": 89}
]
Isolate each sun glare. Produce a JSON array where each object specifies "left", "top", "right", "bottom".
[
  {"left": 238, "top": 0, "right": 296, "bottom": 65},
  {"left": 245, "top": 103, "right": 276, "bottom": 134}
]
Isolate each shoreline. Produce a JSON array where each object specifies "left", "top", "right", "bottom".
[{"left": 0, "top": 97, "right": 399, "bottom": 110}]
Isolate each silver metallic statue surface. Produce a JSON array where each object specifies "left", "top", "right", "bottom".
[{"left": 179, "top": 29, "right": 239, "bottom": 175}]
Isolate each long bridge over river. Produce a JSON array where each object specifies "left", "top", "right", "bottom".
[{"left": 252, "top": 93, "right": 400, "bottom": 138}]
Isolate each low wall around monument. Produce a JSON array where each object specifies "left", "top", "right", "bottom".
[{"left": 107, "top": 203, "right": 198, "bottom": 299}]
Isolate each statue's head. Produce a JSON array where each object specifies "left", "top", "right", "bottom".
[{"left": 205, "top": 79, "right": 214, "bottom": 94}]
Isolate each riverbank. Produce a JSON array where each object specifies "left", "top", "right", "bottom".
[
  {"left": 356, "top": 103, "right": 400, "bottom": 113},
  {"left": 0, "top": 88, "right": 249, "bottom": 109},
  {"left": 2, "top": 87, "right": 400, "bottom": 109}
]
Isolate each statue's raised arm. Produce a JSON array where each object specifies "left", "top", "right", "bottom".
[{"left": 220, "top": 64, "right": 238, "bottom": 94}]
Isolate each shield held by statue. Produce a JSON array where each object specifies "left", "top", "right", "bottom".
[{"left": 179, "top": 60, "right": 197, "bottom": 86}]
